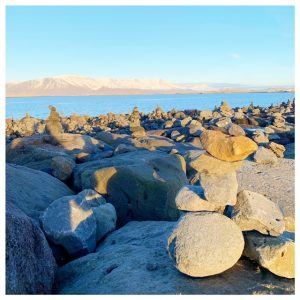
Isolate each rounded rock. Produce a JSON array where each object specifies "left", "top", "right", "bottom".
[{"left": 167, "top": 212, "right": 244, "bottom": 277}]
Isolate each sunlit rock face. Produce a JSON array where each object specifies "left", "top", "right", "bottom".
[{"left": 40, "top": 189, "right": 117, "bottom": 259}]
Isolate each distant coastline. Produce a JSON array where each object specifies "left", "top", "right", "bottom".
[
  {"left": 6, "top": 75, "right": 294, "bottom": 98},
  {"left": 6, "top": 90, "right": 294, "bottom": 99}
]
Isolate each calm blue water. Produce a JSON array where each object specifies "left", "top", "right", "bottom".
[{"left": 6, "top": 92, "right": 295, "bottom": 120}]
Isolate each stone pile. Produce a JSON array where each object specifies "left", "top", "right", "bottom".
[
  {"left": 167, "top": 129, "right": 257, "bottom": 277},
  {"left": 128, "top": 106, "right": 146, "bottom": 138},
  {"left": 167, "top": 129, "right": 294, "bottom": 279},
  {"left": 45, "top": 105, "right": 64, "bottom": 137}
]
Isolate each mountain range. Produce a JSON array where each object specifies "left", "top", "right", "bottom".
[{"left": 6, "top": 75, "right": 294, "bottom": 97}]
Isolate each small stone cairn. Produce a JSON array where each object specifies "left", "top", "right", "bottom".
[
  {"left": 167, "top": 128, "right": 294, "bottom": 279},
  {"left": 45, "top": 105, "right": 64, "bottom": 137},
  {"left": 128, "top": 106, "right": 146, "bottom": 138}
]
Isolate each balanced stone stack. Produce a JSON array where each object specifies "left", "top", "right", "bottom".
[
  {"left": 45, "top": 105, "right": 64, "bottom": 137},
  {"left": 167, "top": 129, "right": 258, "bottom": 277},
  {"left": 128, "top": 107, "right": 146, "bottom": 138},
  {"left": 167, "top": 129, "right": 294, "bottom": 279}
]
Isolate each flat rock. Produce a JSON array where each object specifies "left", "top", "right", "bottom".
[
  {"left": 73, "top": 150, "right": 188, "bottom": 226},
  {"left": 254, "top": 147, "right": 278, "bottom": 165},
  {"left": 231, "top": 190, "right": 285, "bottom": 236},
  {"left": 200, "top": 171, "right": 238, "bottom": 205},
  {"left": 200, "top": 130, "right": 258, "bottom": 162},
  {"left": 40, "top": 189, "right": 116, "bottom": 258},
  {"left": 175, "top": 185, "right": 224, "bottom": 212},
  {"left": 243, "top": 231, "right": 295, "bottom": 279},
  {"left": 6, "top": 163, "right": 74, "bottom": 222},
  {"left": 54, "top": 221, "right": 294, "bottom": 295},
  {"left": 189, "top": 152, "right": 242, "bottom": 175},
  {"left": 167, "top": 212, "right": 244, "bottom": 277},
  {"left": 6, "top": 202, "right": 56, "bottom": 294}
]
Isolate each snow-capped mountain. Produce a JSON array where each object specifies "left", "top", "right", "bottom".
[
  {"left": 6, "top": 75, "right": 294, "bottom": 97},
  {"left": 6, "top": 75, "right": 184, "bottom": 97}
]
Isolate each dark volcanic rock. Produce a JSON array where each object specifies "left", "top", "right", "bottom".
[{"left": 6, "top": 202, "right": 56, "bottom": 294}]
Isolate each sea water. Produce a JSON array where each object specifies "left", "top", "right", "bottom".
[{"left": 6, "top": 92, "right": 295, "bottom": 120}]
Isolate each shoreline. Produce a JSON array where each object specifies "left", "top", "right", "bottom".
[{"left": 5, "top": 90, "right": 295, "bottom": 99}]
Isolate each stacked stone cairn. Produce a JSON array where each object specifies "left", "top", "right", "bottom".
[
  {"left": 167, "top": 129, "right": 294, "bottom": 279},
  {"left": 128, "top": 106, "right": 146, "bottom": 138},
  {"left": 45, "top": 105, "right": 64, "bottom": 137}
]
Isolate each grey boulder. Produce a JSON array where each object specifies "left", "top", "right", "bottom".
[
  {"left": 40, "top": 189, "right": 116, "bottom": 258},
  {"left": 167, "top": 212, "right": 244, "bottom": 277},
  {"left": 6, "top": 202, "right": 56, "bottom": 294},
  {"left": 6, "top": 163, "right": 74, "bottom": 222}
]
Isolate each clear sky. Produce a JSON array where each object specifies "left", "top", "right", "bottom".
[{"left": 6, "top": 6, "right": 294, "bottom": 85}]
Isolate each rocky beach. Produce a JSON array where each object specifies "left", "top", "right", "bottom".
[{"left": 6, "top": 99, "right": 295, "bottom": 295}]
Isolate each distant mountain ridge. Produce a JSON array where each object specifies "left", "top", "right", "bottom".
[{"left": 6, "top": 75, "right": 294, "bottom": 97}]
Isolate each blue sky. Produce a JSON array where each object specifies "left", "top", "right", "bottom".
[{"left": 6, "top": 6, "right": 294, "bottom": 85}]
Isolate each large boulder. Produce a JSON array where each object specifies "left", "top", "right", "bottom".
[
  {"left": 40, "top": 189, "right": 116, "bottom": 258},
  {"left": 54, "top": 221, "right": 294, "bottom": 295},
  {"left": 6, "top": 163, "right": 74, "bottom": 222},
  {"left": 200, "top": 171, "right": 238, "bottom": 205},
  {"left": 200, "top": 130, "right": 258, "bottom": 162},
  {"left": 243, "top": 231, "right": 295, "bottom": 279},
  {"left": 231, "top": 190, "right": 285, "bottom": 236},
  {"left": 73, "top": 150, "right": 188, "bottom": 226},
  {"left": 175, "top": 185, "right": 224, "bottom": 213},
  {"left": 167, "top": 212, "right": 244, "bottom": 277},
  {"left": 6, "top": 202, "right": 56, "bottom": 294}
]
